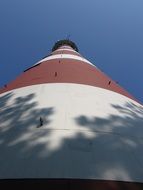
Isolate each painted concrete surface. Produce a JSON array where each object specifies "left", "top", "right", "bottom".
[
  {"left": 34, "top": 54, "right": 94, "bottom": 66},
  {"left": 52, "top": 50, "right": 80, "bottom": 56},
  {"left": 53, "top": 48, "right": 80, "bottom": 53},
  {"left": 58, "top": 46, "right": 74, "bottom": 50},
  {"left": 0, "top": 59, "right": 135, "bottom": 102},
  {"left": 0, "top": 83, "right": 143, "bottom": 182}
]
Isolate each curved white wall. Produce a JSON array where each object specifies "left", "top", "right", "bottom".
[{"left": 0, "top": 83, "right": 143, "bottom": 182}]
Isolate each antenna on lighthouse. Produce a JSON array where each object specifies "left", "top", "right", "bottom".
[{"left": 66, "top": 34, "right": 71, "bottom": 40}]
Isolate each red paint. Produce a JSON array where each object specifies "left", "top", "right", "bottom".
[{"left": 0, "top": 59, "right": 136, "bottom": 102}]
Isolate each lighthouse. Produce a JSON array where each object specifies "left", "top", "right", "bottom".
[{"left": 0, "top": 40, "right": 143, "bottom": 189}]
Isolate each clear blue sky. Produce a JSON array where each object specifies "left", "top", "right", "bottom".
[{"left": 0, "top": 0, "right": 143, "bottom": 103}]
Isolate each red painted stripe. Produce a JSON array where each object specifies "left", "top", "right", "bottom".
[
  {"left": 0, "top": 59, "right": 136, "bottom": 102},
  {"left": 0, "top": 179, "right": 143, "bottom": 190}
]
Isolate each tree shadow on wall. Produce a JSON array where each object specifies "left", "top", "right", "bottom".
[
  {"left": 75, "top": 102, "right": 143, "bottom": 137},
  {"left": 74, "top": 101, "right": 143, "bottom": 183},
  {"left": 0, "top": 92, "right": 143, "bottom": 189},
  {"left": 0, "top": 92, "right": 54, "bottom": 178},
  {"left": 0, "top": 92, "right": 54, "bottom": 133}
]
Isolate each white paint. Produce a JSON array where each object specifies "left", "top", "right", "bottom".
[
  {"left": 34, "top": 54, "right": 95, "bottom": 67},
  {"left": 0, "top": 83, "right": 143, "bottom": 182},
  {"left": 53, "top": 48, "right": 80, "bottom": 54},
  {"left": 58, "top": 45, "right": 73, "bottom": 49}
]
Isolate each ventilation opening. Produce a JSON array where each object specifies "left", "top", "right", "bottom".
[
  {"left": 55, "top": 72, "right": 57, "bottom": 77},
  {"left": 37, "top": 117, "right": 44, "bottom": 128}
]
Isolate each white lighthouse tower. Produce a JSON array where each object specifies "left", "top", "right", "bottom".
[{"left": 0, "top": 40, "right": 143, "bottom": 189}]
